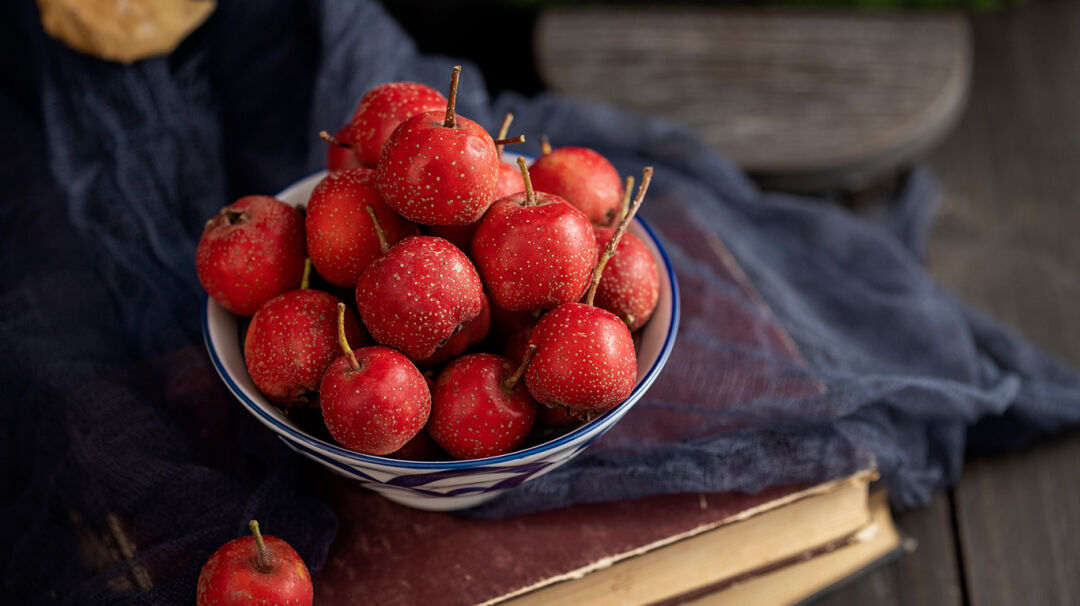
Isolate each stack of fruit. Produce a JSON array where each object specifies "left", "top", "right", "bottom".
[{"left": 196, "top": 67, "right": 659, "bottom": 462}]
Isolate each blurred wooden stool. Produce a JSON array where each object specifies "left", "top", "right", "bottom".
[{"left": 536, "top": 8, "right": 971, "bottom": 193}]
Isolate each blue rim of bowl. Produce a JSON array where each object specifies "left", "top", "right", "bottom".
[{"left": 202, "top": 215, "right": 680, "bottom": 470}]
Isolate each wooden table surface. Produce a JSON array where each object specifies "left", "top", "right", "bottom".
[
  {"left": 821, "top": 3, "right": 1080, "bottom": 604},
  {"left": 534, "top": 1, "right": 1080, "bottom": 604}
]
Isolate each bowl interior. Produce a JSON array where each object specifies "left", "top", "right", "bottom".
[{"left": 203, "top": 169, "right": 679, "bottom": 469}]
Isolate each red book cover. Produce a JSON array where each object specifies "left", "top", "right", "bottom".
[{"left": 314, "top": 474, "right": 870, "bottom": 605}]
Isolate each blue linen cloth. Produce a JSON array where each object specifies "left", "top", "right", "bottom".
[{"left": 3, "top": 0, "right": 1079, "bottom": 602}]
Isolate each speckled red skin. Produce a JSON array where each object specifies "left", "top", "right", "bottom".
[
  {"left": 525, "top": 303, "right": 637, "bottom": 415},
  {"left": 305, "top": 168, "right": 418, "bottom": 287},
  {"left": 528, "top": 147, "right": 624, "bottom": 226},
  {"left": 471, "top": 192, "right": 597, "bottom": 311},
  {"left": 244, "top": 290, "right": 365, "bottom": 407},
  {"left": 592, "top": 227, "right": 660, "bottom": 331},
  {"left": 416, "top": 294, "right": 491, "bottom": 368},
  {"left": 320, "top": 346, "right": 431, "bottom": 455},
  {"left": 356, "top": 236, "right": 484, "bottom": 360},
  {"left": 429, "top": 353, "right": 537, "bottom": 459},
  {"left": 494, "top": 160, "right": 526, "bottom": 198},
  {"left": 196, "top": 196, "right": 306, "bottom": 317},
  {"left": 345, "top": 82, "right": 447, "bottom": 168},
  {"left": 326, "top": 125, "right": 362, "bottom": 171},
  {"left": 375, "top": 111, "right": 499, "bottom": 226},
  {"left": 196, "top": 533, "right": 312, "bottom": 606},
  {"left": 427, "top": 223, "right": 478, "bottom": 251}
]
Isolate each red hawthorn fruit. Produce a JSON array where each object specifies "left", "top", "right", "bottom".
[
  {"left": 375, "top": 67, "right": 499, "bottom": 226},
  {"left": 471, "top": 159, "right": 597, "bottom": 312},
  {"left": 196, "top": 520, "right": 312, "bottom": 606},
  {"left": 528, "top": 146, "right": 624, "bottom": 226},
  {"left": 416, "top": 294, "right": 491, "bottom": 368},
  {"left": 321, "top": 344, "right": 431, "bottom": 455},
  {"left": 305, "top": 167, "right": 417, "bottom": 288},
  {"left": 326, "top": 125, "right": 362, "bottom": 171},
  {"left": 345, "top": 82, "right": 447, "bottom": 168},
  {"left": 524, "top": 302, "right": 637, "bottom": 416},
  {"left": 592, "top": 226, "right": 660, "bottom": 331},
  {"left": 244, "top": 289, "right": 364, "bottom": 407},
  {"left": 429, "top": 353, "right": 537, "bottom": 459},
  {"left": 196, "top": 195, "right": 306, "bottom": 317},
  {"left": 355, "top": 235, "right": 485, "bottom": 360}
]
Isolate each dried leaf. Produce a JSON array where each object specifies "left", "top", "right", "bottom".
[{"left": 37, "top": 0, "right": 216, "bottom": 64}]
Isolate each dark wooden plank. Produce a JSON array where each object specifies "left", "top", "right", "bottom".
[
  {"left": 924, "top": 2, "right": 1080, "bottom": 605},
  {"left": 925, "top": 3, "right": 1080, "bottom": 364},
  {"left": 952, "top": 436, "right": 1080, "bottom": 606},
  {"left": 812, "top": 494, "right": 963, "bottom": 606},
  {"left": 536, "top": 8, "right": 970, "bottom": 191}
]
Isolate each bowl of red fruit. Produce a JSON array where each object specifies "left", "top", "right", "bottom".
[{"left": 200, "top": 68, "right": 679, "bottom": 511}]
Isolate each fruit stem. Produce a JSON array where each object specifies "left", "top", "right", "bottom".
[
  {"left": 319, "top": 130, "right": 352, "bottom": 149},
  {"left": 364, "top": 205, "right": 390, "bottom": 255},
  {"left": 493, "top": 134, "right": 525, "bottom": 148},
  {"left": 249, "top": 520, "right": 273, "bottom": 573},
  {"left": 443, "top": 65, "right": 462, "bottom": 128},
  {"left": 517, "top": 157, "right": 536, "bottom": 206},
  {"left": 503, "top": 344, "right": 538, "bottom": 392},
  {"left": 584, "top": 167, "right": 654, "bottom": 306},
  {"left": 300, "top": 258, "right": 312, "bottom": 290},
  {"left": 619, "top": 175, "right": 635, "bottom": 221},
  {"left": 337, "top": 303, "right": 360, "bottom": 370},
  {"left": 495, "top": 113, "right": 514, "bottom": 155},
  {"left": 539, "top": 135, "right": 552, "bottom": 156}
]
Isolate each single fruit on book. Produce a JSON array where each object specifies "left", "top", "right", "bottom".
[
  {"left": 529, "top": 142, "right": 624, "bottom": 226},
  {"left": 345, "top": 81, "right": 447, "bottom": 167},
  {"left": 326, "top": 124, "right": 362, "bottom": 171},
  {"left": 472, "top": 158, "right": 597, "bottom": 311},
  {"left": 429, "top": 352, "right": 538, "bottom": 459},
  {"left": 196, "top": 520, "right": 312, "bottom": 606},
  {"left": 322, "top": 305, "right": 431, "bottom": 454},
  {"left": 244, "top": 288, "right": 364, "bottom": 407},
  {"left": 376, "top": 66, "right": 499, "bottom": 226},
  {"left": 305, "top": 167, "right": 417, "bottom": 287},
  {"left": 196, "top": 195, "right": 306, "bottom": 317},
  {"left": 356, "top": 235, "right": 485, "bottom": 360},
  {"left": 592, "top": 226, "right": 660, "bottom": 331}
]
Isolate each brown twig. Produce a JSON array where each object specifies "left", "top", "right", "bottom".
[
  {"left": 585, "top": 167, "right": 654, "bottom": 306},
  {"left": 443, "top": 65, "right": 462, "bottom": 128}
]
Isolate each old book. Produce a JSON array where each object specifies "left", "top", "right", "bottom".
[
  {"left": 686, "top": 491, "right": 902, "bottom": 605},
  {"left": 314, "top": 469, "right": 876, "bottom": 605}
]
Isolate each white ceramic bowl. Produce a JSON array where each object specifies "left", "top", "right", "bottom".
[{"left": 203, "top": 170, "right": 680, "bottom": 511}]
